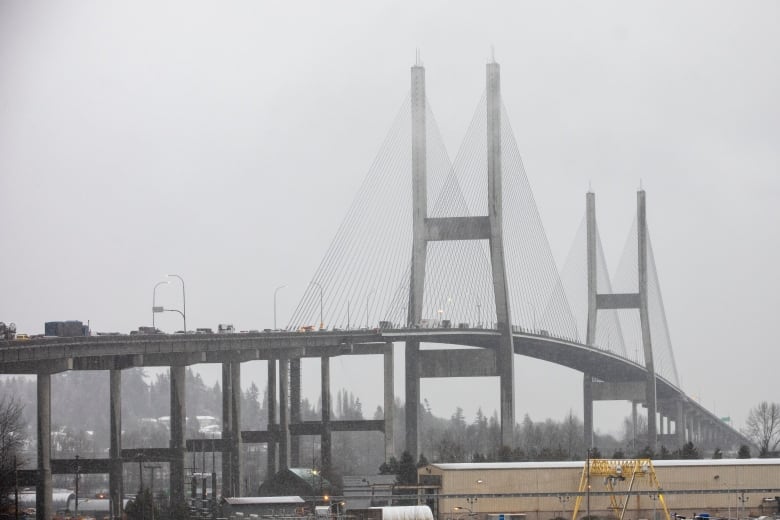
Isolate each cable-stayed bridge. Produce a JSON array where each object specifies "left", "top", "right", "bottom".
[
  {"left": 286, "top": 59, "right": 735, "bottom": 455},
  {"left": 0, "top": 60, "right": 749, "bottom": 520}
]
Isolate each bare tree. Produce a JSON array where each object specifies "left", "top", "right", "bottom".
[
  {"left": 0, "top": 396, "right": 27, "bottom": 512},
  {"left": 743, "top": 401, "right": 780, "bottom": 456}
]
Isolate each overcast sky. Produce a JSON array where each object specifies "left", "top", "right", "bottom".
[{"left": 1, "top": 1, "right": 778, "bottom": 436}]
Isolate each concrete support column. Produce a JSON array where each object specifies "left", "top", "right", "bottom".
[
  {"left": 405, "top": 62, "right": 427, "bottom": 459},
  {"left": 169, "top": 365, "right": 186, "bottom": 506},
  {"left": 404, "top": 343, "right": 419, "bottom": 457},
  {"left": 583, "top": 376, "right": 593, "bottom": 449},
  {"left": 486, "top": 61, "right": 515, "bottom": 448},
  {"left": 320, "top": 357, "right": 332, "bottom": 474},
  {"left": 696, "top": 417, "right": 702, "bottom": 445},
  {"left": 674, "top": 399, "right": 685, "bottom": 449},
  {"left": 36, "top": 373, "right": 52, "bottom": 520},
  {"left": 109, "top": 369, "right": 123, "bottom": 520},
  {"left": 230, "top": 363, "right": 242, "bottom": 496},
  {"left": 290, "top": 358, "right": 301, "bottom": 467},
  {"left": 687, "top": 415, "right": 694, "bottom": 443},
  {"left": 383, "top": 343, "right": 395, "bottom": 461},
  {"left": 638, "top": 190, "right": 658, "bottom": 451},
  {"left": 584, "top": 192, "right": 597, "bottom": 448},
  {"left": 279, "top": 358, "right": 291, "bottom": 468},
  {"left": 222, "top": 362, "right": 242, "bottom": 496},
  {"left": 632, "top": 402, "right": 639, "bottom": 453},
  {"left": 222, "top": 363, "right": 234, "bottom": 496},
  {"left": 266, "top": 359, "right": 277, "bottom": 477}
]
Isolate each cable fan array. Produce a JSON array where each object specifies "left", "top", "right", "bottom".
[{"left": 287, "top": 83, "right": 680, "bottom": 391}]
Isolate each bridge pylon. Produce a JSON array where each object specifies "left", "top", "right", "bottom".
[
  {"left": 583, "top": 190, "right": 660, "bottom": 452},
  {"left": 405, "top": 60, "right": 515, "bottom": 457}
]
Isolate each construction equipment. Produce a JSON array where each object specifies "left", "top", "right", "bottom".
[{"left": 571, "top": 458, "right": 670, "bottom": 520}]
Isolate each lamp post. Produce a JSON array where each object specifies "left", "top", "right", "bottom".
[
  {"left": 274, "top": 285, "right": 287, "bottom": 330},
  {"left": 167, "top": 274, "right": 186, "bottom": 332},
  {"left": 476, "top": 302, "right": 481, "bottom": 328},
  {"left": 310, "top": 281, "right": 324, "bottom": 330},
  {"left": 152, "top": 281, "right": 169, "bottom": 329}
]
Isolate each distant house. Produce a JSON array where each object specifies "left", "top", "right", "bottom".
[{"left": 257, "top": 468, "right": 334, "bottom": 499}]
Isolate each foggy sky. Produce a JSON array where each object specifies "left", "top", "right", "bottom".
[{"left": 1, "top": 1, "right": 778, "bottom": 436}]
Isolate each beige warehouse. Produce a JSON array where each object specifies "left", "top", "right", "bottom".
[{"left": 417, "top": 459, "right": 780, "bottom": 520}]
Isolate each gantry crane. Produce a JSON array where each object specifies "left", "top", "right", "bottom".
[{"left": 570, "top": 459, "right": 670, "bottom": 520}]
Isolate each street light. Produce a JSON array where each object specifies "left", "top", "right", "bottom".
[
  {"left": 310, "top": 281, "right": 324, "bottom": 330},
  {"left": 274, "top": 285, "right": 287, "bottom": 330},
  {"left": 167, "top": 274, "right": 186, "bottom": 332},
  {"left": 152, "top": 281, "right": 169, "bottom": 329}
]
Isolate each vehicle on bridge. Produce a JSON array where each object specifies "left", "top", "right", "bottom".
[
  {"left": 0, "top": 322, "right": 16, "bottom": 340},
  {"left": 45, "top": 321, "right": 90, "bottom": 337}
]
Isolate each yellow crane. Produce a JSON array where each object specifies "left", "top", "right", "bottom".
[{"left": 570, "top": 458, "right": 670, "bottom": 520}]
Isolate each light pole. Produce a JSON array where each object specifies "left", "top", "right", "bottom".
[
  {"left": 274, "top": 285, "right": 287, "bottom": 330},
  {"left": 476, "top": 302, "right": 481, "bottom": 328},
  {"left": 168, "top": 274, "right": 186, "bottom": 332},
  {"left": 310, "top": 281, "right": 324, "bottom": 330},
  {"left": 152, "top": 281, "right": 169, "bottom": 329}
]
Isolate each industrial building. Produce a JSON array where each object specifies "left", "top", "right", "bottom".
[{"left": 417, "top": 459, "right": 780, "bottom": 520}]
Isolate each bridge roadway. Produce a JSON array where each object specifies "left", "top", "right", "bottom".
[{"left": 0, "top": 327, "right": 744, "bottom": 447}]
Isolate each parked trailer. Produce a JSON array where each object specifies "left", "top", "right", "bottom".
[{"left": 351, "top": 505, "right": 434, "bottom": 520}]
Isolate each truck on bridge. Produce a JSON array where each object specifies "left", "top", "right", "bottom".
[
  {"left": 0, "top": 321, "right": 16, "bottom": 340},
  {"left": 45, "top": 320, "right": 90, "bottom": 337}
]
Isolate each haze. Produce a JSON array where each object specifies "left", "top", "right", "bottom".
[{"left": 1, "top": 1, "right": 778, "bottom": 435}]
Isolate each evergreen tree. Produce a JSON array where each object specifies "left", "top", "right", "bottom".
[
  {"left": 396, "top": 451, "right": 417, "bottom": 485},
  {"left": 125, "top": 488, "right": 157, "bottom": 520},
  {"left": 679, "top": 442, "right": 700, "bottom": 459},
  {"left": 737, "top": 444, "right": 751, "bottom": 458}
]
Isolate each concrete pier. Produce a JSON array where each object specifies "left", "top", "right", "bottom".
[
  {"left": 36, "top": 374, "right": 52, "bottom": 520},
  {"left": 109, "top": 369, "right": 122, "bottom": 520}
]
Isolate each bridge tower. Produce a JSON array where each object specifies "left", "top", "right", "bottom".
[
  {"left": 583, "top": 190, "right": 659, "bottom": 451},
  {"left": 406, "top": 59, "right": 515, "bottom": 456}
]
